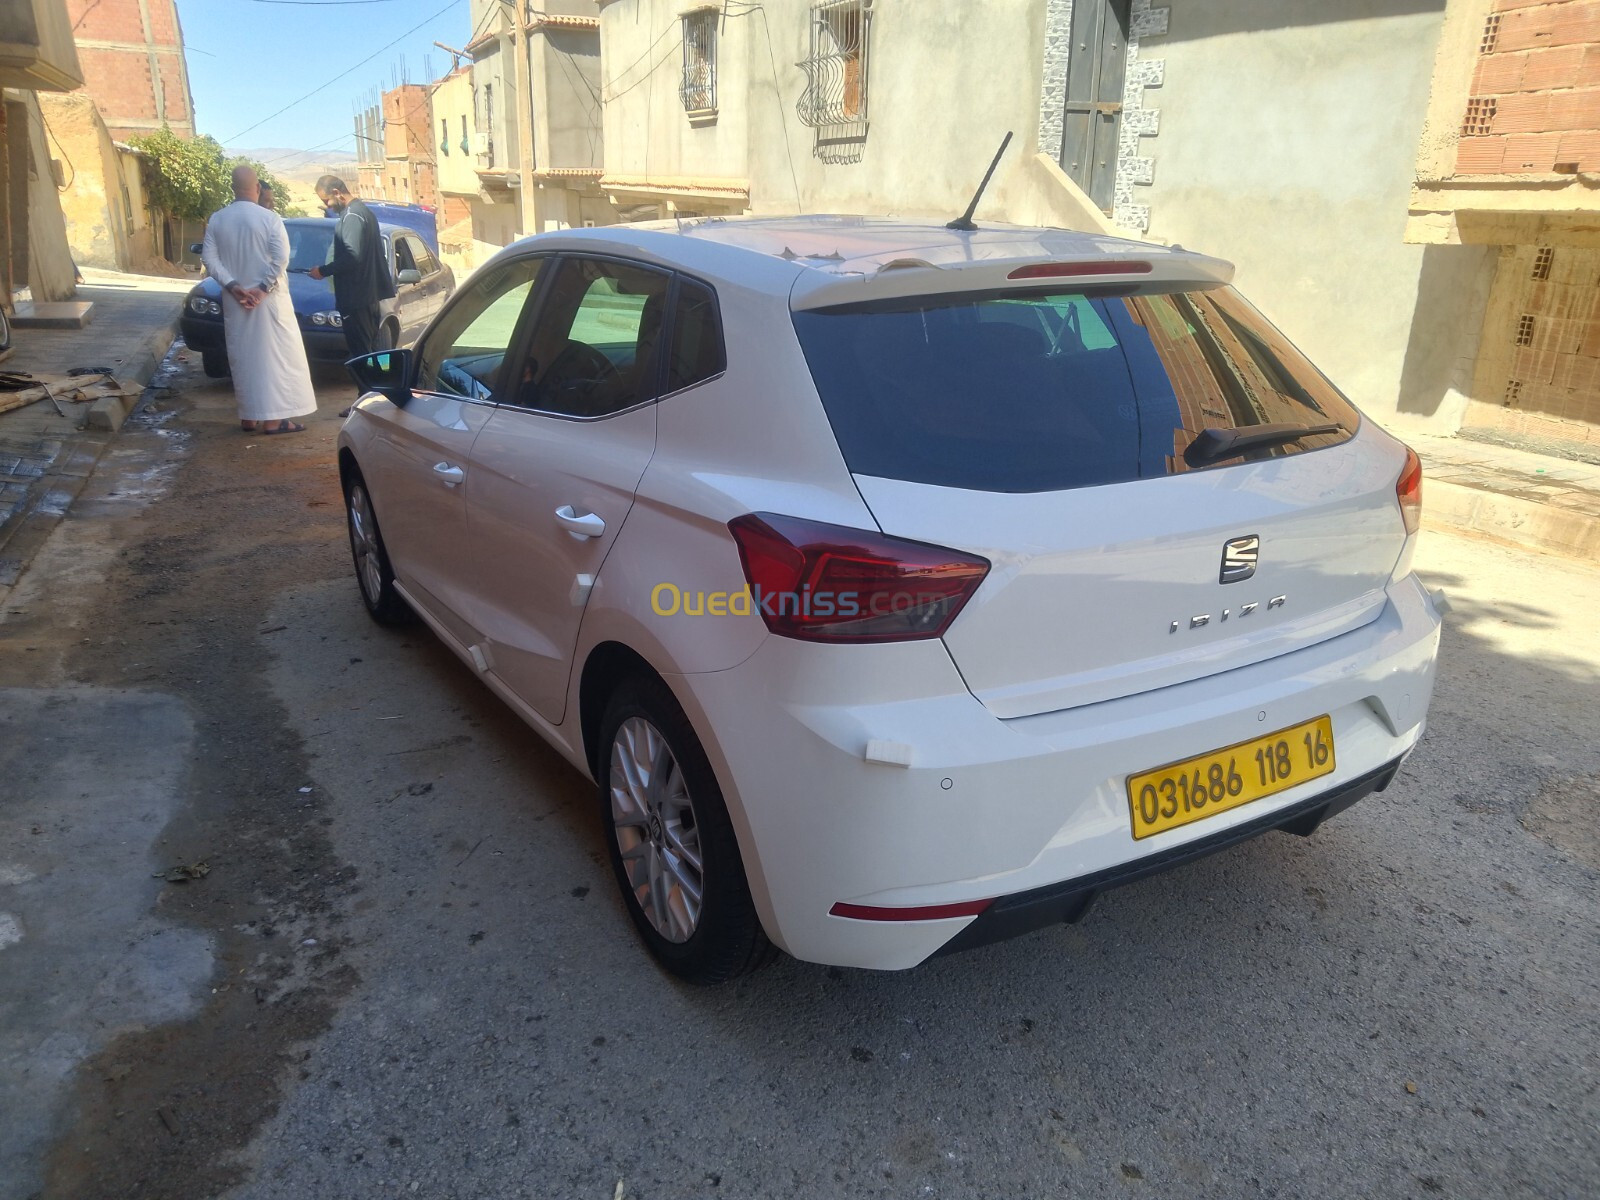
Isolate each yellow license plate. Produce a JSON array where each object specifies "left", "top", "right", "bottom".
[{"left": 1126, "top": 716, "right": 1336, "bottom": 840}]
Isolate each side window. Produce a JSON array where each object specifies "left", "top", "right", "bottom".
[
  {"left": 664, "top": 278, "right": 726, "bottom": 393},
  {"left": 416, "top": 243, "right": 441, "bottom": 276},
  {"left": 394, "top": 236, "right": 418, "bottom": 275},
  {"left": 514, "top": 257, "right": 671, "bottom": 418},
  {"left": 415, "top": 257, "right": 545, "bottom": 400}
]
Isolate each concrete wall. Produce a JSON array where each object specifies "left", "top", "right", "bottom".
[
  {"left": 38, "top": 91, "right": 127, "bottom": 270},
  {"left": 601, "top": 0, "right": 753, "bottom": 188},
  {"left": 470, "top": 37, "right": 519, "bottom": 174},
  {"left": 1137, "top": 0, "right": 1491, "bottom": 432},
  {"left": 19, "top": 91, "right": 74, "bottom": 299},
  {"left": 0, "top": 0, "right": 83, "bottom": 92},
  {"left": 598, "top": 0, "right": 1111, "bottom": 230},
  {"left": 536, "top": 29, "right": 603, "bottom": 171},
  {"left": 433, "top": 69, "right": 477, "bottom": 197}
]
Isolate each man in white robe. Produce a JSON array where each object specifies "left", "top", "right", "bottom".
[{"left": 201, "top": 167, "right": 317, "bottom": 434}]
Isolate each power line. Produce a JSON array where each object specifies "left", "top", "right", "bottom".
[{"left": 223, "top": 0, "right": 458, "bottom": 143}]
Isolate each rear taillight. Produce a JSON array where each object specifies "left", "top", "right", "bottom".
[
  {"left": 1397, "top": 446, "right": 1422, "bottom": 536},
  {"left": 727, "top": 513, "right": 990, "bottom": 643}
]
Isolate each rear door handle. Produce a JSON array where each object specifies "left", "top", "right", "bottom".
[
  {"left": 554, "top": 505, "right": 606, "bottom": 539},
  {"left": 432, "top": 462, "right": 465, "bottom": 487}
]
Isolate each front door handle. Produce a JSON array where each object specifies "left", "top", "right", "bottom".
[
  {"left": 554, "top": 505, "right": 606, "bottom": 539},
  {"left": 432, "top": 462, "right": 465, "bottom": 487}
]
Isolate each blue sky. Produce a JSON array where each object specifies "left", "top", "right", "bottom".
[{"left": 178, "top": 0, "right": 474, "bottom": 158}]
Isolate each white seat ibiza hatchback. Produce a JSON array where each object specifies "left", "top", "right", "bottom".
[{"left": 337, "top": 216, "right": 1443, "bottom": 982}]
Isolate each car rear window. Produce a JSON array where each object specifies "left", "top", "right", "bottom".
[{"left": 791, "top": 285, "right": 1361, "bottom": 494}]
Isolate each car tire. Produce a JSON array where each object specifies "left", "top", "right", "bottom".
[
  {"left": 598, "top": 674, "right": 773, "bottom": 984},
  {"left": 376, "top": 321, "right": 398, "bottom": 351},
  {"left": 343, "top": 468, "right": 413, "bottom": 626},
  {"left": 201, "top": 347, "right": 230, "bottom": 378},
  {"left": 0, "top": 305, "right": 11, "bottom": 353}
]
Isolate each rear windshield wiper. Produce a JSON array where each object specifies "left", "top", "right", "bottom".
[{"left": 1184, "top": 422, "right": 1343, "bottom": 467}]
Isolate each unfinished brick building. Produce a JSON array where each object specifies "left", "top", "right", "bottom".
[
  {"left": 64, "top": 0, "right": 195, "bottom": 141},
  {"left": 1411, "top": 0, "right": 1600, "bottom": 449}
]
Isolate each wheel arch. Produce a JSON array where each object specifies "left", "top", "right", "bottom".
[
  {"left": 578, "top": 639, "right": 781, "bottom": 967},
  {"left": 337, "top": 446, "right": 360, "bottom": 490},
  {"left": 578, "top": 641, "right": 662, "bottom": 780}
]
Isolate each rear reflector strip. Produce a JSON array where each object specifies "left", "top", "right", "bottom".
[
  {"left": 830, "top": 899, "right": 994, "bottom": 922},
  {"left": 1007, "top": 260, "right": 1154, "bottom": 279}
]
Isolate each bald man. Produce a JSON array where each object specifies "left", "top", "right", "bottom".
[{"left": 201, "top": 166, "right": 317, "bottom": 433}]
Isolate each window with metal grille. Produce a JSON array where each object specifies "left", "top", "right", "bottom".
[
  {"left": 797, "top": 0, "right": 872, "bottom": 129},
  {"left": 1516, "top": 315, "right": 1536, "bottom": 346},
  {"left": 1504, "top": 379, "right": 1522, "bottom": 406},
  {"left": 1532, "top": 247, "right": 1554, "bottom": 281},
  {"left": 1480, "top": 12, "right": 1501, "bottom": 55},
  {"left": 1462, "top": 98, "right": 1496, "bottom": 136},
  {"left": 680, "top": 10, "right": 718, "bottom": 114}
]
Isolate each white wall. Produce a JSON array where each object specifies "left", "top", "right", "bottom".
[{"left": 598, "top": 0, "right": 1109, "bottom": 230}]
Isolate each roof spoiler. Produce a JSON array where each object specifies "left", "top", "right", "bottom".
[{"left": 789, "top": 249, "right": 1235, "bottom": 311}]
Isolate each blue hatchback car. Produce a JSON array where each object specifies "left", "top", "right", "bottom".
[{"left": 181, "top": 217, "right": 454, "bottom": 378}]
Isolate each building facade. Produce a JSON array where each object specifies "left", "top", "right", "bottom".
[
  {"left": 61, "top": 0, "right": 194, "bottom": 141},
  {"left": 1409, "top": 0, "right": 1600, "bottom": 450},
  {"left": 354, "top": 99, "right": 384, "bottom": 201},
  {"left": 596, "top": 0, "right": 1599, "bottom": 445},
  {"left": 432, "top": 65, "right": 481, "bottom": 273},
  {"left": 596, "top": 0, "right": 1105, "bottom": 228},
  {"left": 2, "top": 0, "right": 85, "bottom": 307},
  {"left": 381, "top": 83, "right": 439, "bottom": 212},
  {"left": 37, "top": 90, "right": 157, "bottom": 271},
  {"left": 465, "top": 0, "right": 609, "bottom": 242}
]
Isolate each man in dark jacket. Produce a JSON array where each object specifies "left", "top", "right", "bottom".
[{"left": 308, "top": 176, "right": 395, "bottom": 359}]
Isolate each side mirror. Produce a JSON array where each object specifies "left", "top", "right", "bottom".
[
  {"left": 397, "top": 268, "right": 422, "bottom": 285},
  {"left": 345, "top": 347, "right": 413, "bottom": 406},
  {"left": 188, "top": 242, "right": 204, "bottom": 255}
]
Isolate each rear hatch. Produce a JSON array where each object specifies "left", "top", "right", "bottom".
[{"left": 793, "top": 281, "right": 1409, "bottom": 719}]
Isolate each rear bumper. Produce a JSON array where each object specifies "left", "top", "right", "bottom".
[
  {"left": 668, "top": 573, "right": 1442, "bottom": 970},
  {"left": 935, "top": 757, "right": 1401, "bottom": 957}
]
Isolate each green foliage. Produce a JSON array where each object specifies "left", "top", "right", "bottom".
[
  {"left": 129, "top": 127, "right": 290, "bottom": 219},
  {"left": 130, "top": 128, "right": 229, "bottom": 221}
]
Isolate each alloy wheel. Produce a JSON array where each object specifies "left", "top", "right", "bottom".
[
  {"left": 609, "top": 716, "right": 704, "bottom": 943},
  {"left": 347, "top": 483, "right": 384, "bottom": 606}
]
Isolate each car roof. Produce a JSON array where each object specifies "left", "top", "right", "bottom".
[
  {"left": 284, "top": 215, "right": 412, "bottom": 239},
  {"left": 488, "top": 215, "right": 1233, "bottom": 309}
]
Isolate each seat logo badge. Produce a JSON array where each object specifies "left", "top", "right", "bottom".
[{"left": 1220, "top": 534, "right": 1260, "bottom": 584}]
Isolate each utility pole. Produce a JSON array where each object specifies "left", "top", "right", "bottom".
[{"left": 503, "top": 0, "right": 537, "bottom": 235}]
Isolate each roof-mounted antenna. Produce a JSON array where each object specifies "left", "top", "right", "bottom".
[{"left": 946, "top": 131, "right": 1013, "bottom": 232}]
